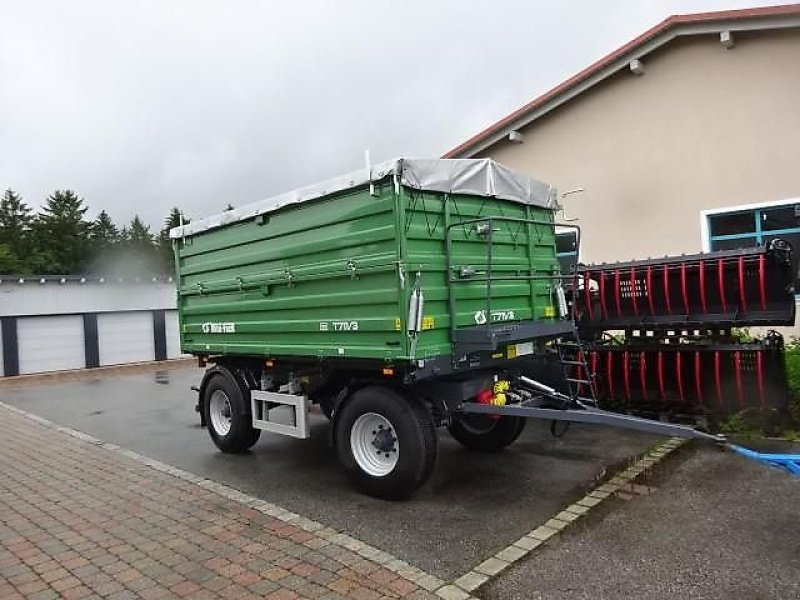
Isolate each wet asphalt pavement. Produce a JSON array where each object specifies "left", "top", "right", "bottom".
[
  {"left": 0, "top": 367, "right": 658, "bottom": 580},
  {"left": 480, "top": 443, "right": 800, "bottom": 600}
]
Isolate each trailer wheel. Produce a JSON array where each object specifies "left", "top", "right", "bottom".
[
  {"left": 316, "top": 396, "right": 334, "bottom": 420},
  {"left": 335, "top": 386, "right": 437, "bottom": 500},
  {"left": 448, "top": 414, "right": 526, "bottom": 452},
  {"left": 203, "top": 372, "right": 261, "bottom": 453}
]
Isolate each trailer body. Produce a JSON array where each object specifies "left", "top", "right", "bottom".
[{"left": 172, "top": 159, "right": 562, "bottom": 369}]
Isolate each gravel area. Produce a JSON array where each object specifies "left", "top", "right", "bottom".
[{"left": 481, "top": 444, "right": 800, "bottom": 600}]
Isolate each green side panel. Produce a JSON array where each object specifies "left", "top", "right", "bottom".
[
  {"left": 175, "top": 181, "right": 560, "bottom": 362},
  {"left": 175, "top": 183, "right": 408, "bottom": 360},
  {"left": 401, "top": 188, "right": 560, "bottom": 359}
]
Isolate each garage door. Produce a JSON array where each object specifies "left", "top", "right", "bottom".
[
  {"left": 98, "top": 312, "right": 155, "bottom": 366},
  {"left": 165, "top": 310, "right": 183, "bottom": 359},
  {"left": 18, "top": 316, "right": 85, "bottom": 374}
]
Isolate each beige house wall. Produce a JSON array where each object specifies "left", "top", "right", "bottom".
[{"left": 480, "top": 29, "right": 800, "bottom": 265}]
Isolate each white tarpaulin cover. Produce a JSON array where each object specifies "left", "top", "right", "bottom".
[{"left": 171, "top": 158, "right": 558, "bottom": 238}]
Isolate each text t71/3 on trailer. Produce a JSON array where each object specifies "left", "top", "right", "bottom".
[{"left": 171, "top": 158, "right": 721, "bottom": 499}]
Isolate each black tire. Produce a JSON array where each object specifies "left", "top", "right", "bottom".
[
  {"left": 335, "top": 386, "right": 437, "bottom": 500},
  {"left": 308, "top": 376, "right": 344, "bottom": 421},
  {"left": 203, "top": 371, "right": 261, "bottom": 453},
  {"left": 315, "top": 395, "right": 334, "bottom": 420},
  {"left": 448, "top": 414, "right": 526, "bottom": 452}
]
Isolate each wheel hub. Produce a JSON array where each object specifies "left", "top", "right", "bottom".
[{"left": 372, "top": 427, "right": 396, "bottom": 453}]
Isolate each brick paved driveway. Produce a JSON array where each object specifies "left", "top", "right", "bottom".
[
  {"left": 0, "top": 367, "right": 659, "bottom": 580},
  {"left": 0, "top": 404, "right": 439, "bottom": 600}
]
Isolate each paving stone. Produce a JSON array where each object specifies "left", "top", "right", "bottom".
[
  {"left": 554, "top": 510, "right": 580, "bottom": 523},
  {"left": 474, "top": 557, "right": 509, "bottom": 577},
  {"left": 544, "top": 518, "right": 571, "bottom": 530},
  {"left": 0, "top": 402, "right": 431, "bottom": 600},
  {"left": 513, "top": 536, "right": 543, "bottom": 552},
  {"left": 414, "top": 573, "right": 443, "bottom": 591},
  {"left": 455, "top": 571, "right": 489, "bottom": 593},
  {"left": 495, "top": 545, "right": 528, "bottom": 564},
  {"left": 529, "top": 525, "right": 559, "bottom": 542},
  {"left": 576, "top": 495, "right": 604, "bottom": 508},
  {"left": 595, "top": 483, "right": 621, "bottom": 494},
  {"left": 436, "top": 584, "right": 473, "bottom": 599}
]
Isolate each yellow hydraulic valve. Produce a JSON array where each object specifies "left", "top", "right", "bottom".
[{"left": 491, "top": 380, "right": 510, "bottom": 406}]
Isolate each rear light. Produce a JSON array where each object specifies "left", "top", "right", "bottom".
[{"left": 476, "top": 389, "right": 493, "bottom": 404}]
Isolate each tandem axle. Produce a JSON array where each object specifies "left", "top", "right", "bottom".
[{"left": 194, "top": 355, "right": 724, "bottom": 500}]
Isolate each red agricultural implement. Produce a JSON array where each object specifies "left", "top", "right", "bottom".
[
  {"left": 567, "top": 240, "right": 796, "bottom": 424},
  {"left": 574, "top": 333, "right": 788, "bottom": 420},
  {"left": 573, "top": 239, "right": 795, "bottom": 331}
]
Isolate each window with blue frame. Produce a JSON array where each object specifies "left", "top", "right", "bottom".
[
  {"left": 555, "top": 230, "right": 578, "bottom": 275},
  {"left": 707, "top": 202, "right": 800, "bottom": 288}
]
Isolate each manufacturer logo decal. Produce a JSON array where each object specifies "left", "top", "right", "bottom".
[
  {"left": 201, "top": 322, "right": 236, "bottom": 334},
  {"left": 474, "top": 310, "right": 487, "bottom": 325}
]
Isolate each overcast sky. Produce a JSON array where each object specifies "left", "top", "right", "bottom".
[{"left": 0, "top": 0, "right": 787, "bottom": 228}]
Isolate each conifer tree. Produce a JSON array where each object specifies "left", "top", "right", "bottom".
[
  {"left": 30, "top": 190, "right": 91, "bottom": 274},
  {"left": 0, "top": 189, "right": 33, "bottom": 270}
]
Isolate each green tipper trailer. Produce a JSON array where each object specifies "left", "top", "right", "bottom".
[
  {"left": 174, "top": 159, "right": 564, "bottom": 362},
  {"left": 172, "top": 158, "right": 721, "bottom": 499}
]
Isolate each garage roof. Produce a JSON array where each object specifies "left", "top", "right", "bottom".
[{"left": 443, "top": 4, "right": 800, "bottom": 159}]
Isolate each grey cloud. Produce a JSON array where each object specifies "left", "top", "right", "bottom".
[{"left": 0, "top": 0, "right": 783, "bottom": 227}]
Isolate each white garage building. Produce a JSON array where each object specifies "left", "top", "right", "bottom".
[{"left": 0, "top": 276, "right": 182, "bottom": 376}]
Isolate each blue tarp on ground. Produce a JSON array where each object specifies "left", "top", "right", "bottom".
[{"left": 730, "top": 444, "right": 800, "bottom": 476}]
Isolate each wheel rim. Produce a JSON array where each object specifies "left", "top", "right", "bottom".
[
  {"left": 209, "top": 390, "right": 233, "bottom": 436},
  {"left": 350, "top": 412, "right": 399, "bottom": 477}
]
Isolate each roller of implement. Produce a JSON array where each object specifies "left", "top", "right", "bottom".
[
  {"left": 573, "top": 239, "right": 795, "bottom": 331},
  {"left": 579, "top": 334, "right": 789, "bottom": 418}
]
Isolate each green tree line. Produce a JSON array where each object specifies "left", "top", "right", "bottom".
[{"left": 0, "top": 188, "right": 189, "bottom": 276}]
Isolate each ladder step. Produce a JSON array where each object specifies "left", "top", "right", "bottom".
[
  {"left": 560, "top": 360, "right": 585, "bottom": 366},
  {"left": 566, "top": 378, "right": 592, "bottom": 384}
]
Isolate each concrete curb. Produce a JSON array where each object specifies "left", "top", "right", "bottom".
[{"left": 448, "top": 436, "right": 688, "bottom": 596}]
